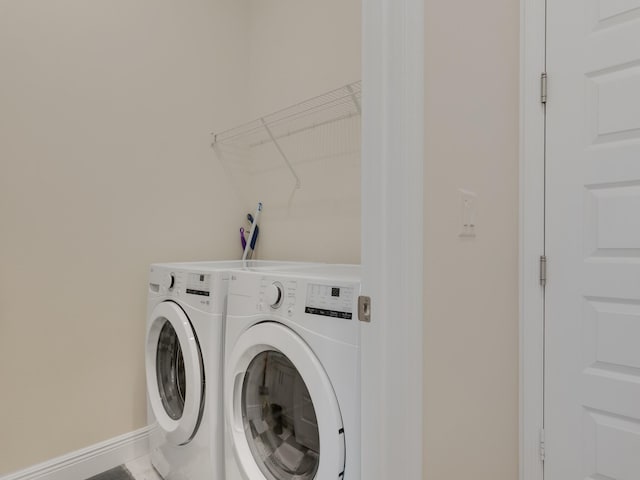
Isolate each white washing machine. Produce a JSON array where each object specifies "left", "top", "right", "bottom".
[
  {"left": 224, "top": 265, "right": 361, "bottom": 480},
  {"left": 146, "top": 260, "right": 317, "bottom": 480}
]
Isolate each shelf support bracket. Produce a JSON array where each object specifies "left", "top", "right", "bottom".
[
  {"left": 346, "top": 83, "right": 362, "bottom": 115},
  {"left": 261, "top": 118, "right": 301, "bottom": 189}
]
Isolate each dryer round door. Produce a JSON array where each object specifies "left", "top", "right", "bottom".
[
  {"left": 225, "top": 322, "right": 345, "bottom": 480},
  {"left": 146, "top": 301, "right": 204, "bottom": 446}
]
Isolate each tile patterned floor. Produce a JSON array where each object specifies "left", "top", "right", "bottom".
[{"left": 123, "top": 455, "right": 163, "bottom": 480}]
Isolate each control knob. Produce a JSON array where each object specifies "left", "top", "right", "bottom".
[
  {"left": 266, "top": 282, "right": 284, "bottom": 309},
  {"left": 160, "top": 273, "right": 175, "bottom": 291}
]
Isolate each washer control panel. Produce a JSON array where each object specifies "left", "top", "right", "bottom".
[
  {"left": 228, "top": 269, "right": 361, "bottom": 341},
  {"left": 305, "top": 283, "right": 355, "bottom": 320},
  {"left": 186, "top": 272, "right": 212, "bottom": 298}
]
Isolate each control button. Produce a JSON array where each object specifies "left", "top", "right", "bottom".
[
  {"left": 266, "top": 282, "right": 284, "bottom": 309},
  {"left": 287, "top": 305, "right": 294, "bottom": 316}
]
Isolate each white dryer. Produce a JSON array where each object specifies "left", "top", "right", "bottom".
[
  {"left": 224, "top": 265, "right": 361, "bottom": 480},
  {"left": 146, "top": 260, "right": 316, "bottom": 480}
]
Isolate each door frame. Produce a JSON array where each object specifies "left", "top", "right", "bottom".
[
  {"left": 363, "top": 1, "right": 549, "bottom": 478},
  {"left": 360, "top": 0, "right": 424, "bottom": 479},
  {"left": 520, "top": 0, "right": 546, "bottom": 479}
]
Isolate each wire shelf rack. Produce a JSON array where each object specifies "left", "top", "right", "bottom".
[
  {"left": 212, "top": 81, "right": 361, "bottom": 189},
  {"left": 213, "top": 81, "right": 361, "bottom": 147}
]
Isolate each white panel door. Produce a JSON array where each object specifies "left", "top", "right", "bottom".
[{"left": 546, "top": 1, "right": 640, "bottom": 479}]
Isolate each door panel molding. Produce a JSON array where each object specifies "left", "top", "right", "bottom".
[{"left": 544, "top": 1, "right": 640, "bottom": 477}]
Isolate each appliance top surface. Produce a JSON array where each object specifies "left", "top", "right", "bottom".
[
  {"left": 151, "top": 259, "right": 320, "bottom": 272},
  {"left": 237, "top": 264, "right": 361, "bottom": 282}
]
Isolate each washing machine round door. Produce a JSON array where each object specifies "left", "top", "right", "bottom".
[
  {"left": 226, "top": 322, "right": 345, "bottom": 480},
  {"left": 146, "top": 301, "right": 204, "bottom": 445}
]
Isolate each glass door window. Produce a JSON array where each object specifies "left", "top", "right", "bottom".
[
  {"left": 156, "top": 320, "right": 187, "bottom": 420},
  {"left": 241, "top": 350, "right": 320, "bottom": 480},
  {"left": 145, "top": 301, "right": 204, "bottom": 445}
]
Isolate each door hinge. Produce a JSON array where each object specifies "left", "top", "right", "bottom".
[
  {"left": 358, "top": 295, "right": 371, "bottom": 322},
  {"left": 540, "top": 72, "right": 548, "bottom": 104},
  {"left": 539, "top": 255, "right": 547, "bottom": 287},
  {"left": 539, "top": 428, "right": 546, "bottom": 462}
]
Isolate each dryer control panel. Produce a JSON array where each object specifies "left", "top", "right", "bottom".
[{"left": 149, "top": 265, "right": 225, "bottom": 313}]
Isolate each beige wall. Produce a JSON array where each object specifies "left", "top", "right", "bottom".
[
  {"left": 1, "top": 0, "right": 519, "bottom": 475},
  {"left": 423, "top": 0, "right": 520, "bottom": 479},
  {"left": 246, "top": 0, "right": 361, "bottom": 118},
  {"left": 0, "top": 0, "right": 360, "bottom": 474},
  {"left": 228, "top": 0, "right": 362, "bottom": 264},
  {"left": 0, "top": 0, "right": 248, "bottom": 474}
]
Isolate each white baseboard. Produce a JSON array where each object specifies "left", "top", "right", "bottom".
[{"left": 1, "top": 426, "right": 152, "bottom": 480}]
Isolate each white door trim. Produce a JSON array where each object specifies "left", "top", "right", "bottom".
[
  {"left": 360, "top": 0, "right": 424, "bottom": 479},
  {"left": 520, "top": 0, "right": 546, "bottom": 479}
]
